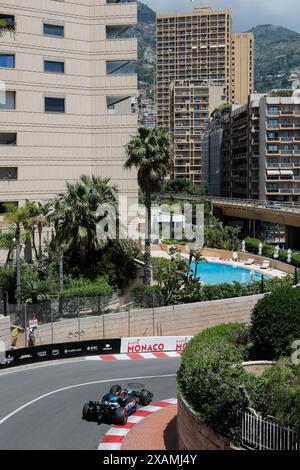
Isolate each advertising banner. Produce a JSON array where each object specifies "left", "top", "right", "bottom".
[
  {"left": 0, "top": 338, "right": 121, "bottom": 369},
  {"left": 121, "top": 336, "right": 193, "bottom": 354}
]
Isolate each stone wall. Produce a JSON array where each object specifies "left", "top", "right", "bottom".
[
  {"left": 34, "top": 294, "right": 262, "bottom": 346},
  {"left": 0, "top": 316, "right": 11, "bottom": 349},
  {"left": 177, "top": 394, "right": 231, "bottom": 450}
]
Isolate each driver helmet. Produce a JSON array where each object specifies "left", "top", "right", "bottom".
[{"left": 118, "top": 389, "right": 126, "bottom": 398}]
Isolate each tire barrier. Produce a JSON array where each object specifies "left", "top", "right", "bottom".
[{"left": 0, "top": 338, "right": 121, "bottom": 370}]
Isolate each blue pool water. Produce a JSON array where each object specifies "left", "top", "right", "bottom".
[{"left": 190, "top": 261, "right": 268, "bottom": 285}]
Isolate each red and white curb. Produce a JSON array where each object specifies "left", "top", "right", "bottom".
[
  {"left": 97, "top": 398, "right": 177, "bottom": 450},
  {"left": 86, "top": 352, "right": 182, "bottom": 361}
]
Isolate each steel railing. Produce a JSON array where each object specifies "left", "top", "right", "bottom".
[{"left": 237, "top": 410, "right": 300, "bottom": 451}]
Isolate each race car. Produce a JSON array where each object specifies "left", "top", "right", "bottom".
[{"left": 82, "top": 384, "right": 153, "bottom": 425}]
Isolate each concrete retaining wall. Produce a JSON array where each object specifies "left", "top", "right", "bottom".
[
  {"left": 33, "top": 294, "right": 262, "bottom": 346},
  {"left": 0, "top": 316, "right": 11, "bottom": 349},
  {"left": 177, "top": 394, "right": 231, "bottom": 450}
]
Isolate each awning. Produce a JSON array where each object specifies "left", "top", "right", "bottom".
[
  {"left": 280, "top": 170, "right": 294, "bottom": 176},
  {"left": 267, "top": 170, "right": 280, "bottom": 175}
]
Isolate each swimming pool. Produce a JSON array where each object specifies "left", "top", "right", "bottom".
[{"left": 190, "top": 260, "right": 269, "bottom": 285}]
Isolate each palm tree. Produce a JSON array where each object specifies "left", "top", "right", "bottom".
[
  {"left": 50, "top": 175, "right": 118, "bottom": 271},
  {"left": 125, "top": 127, "right": 175, "bottom": 285},
  {"left": 28, "top": 201, "right": 52, "bottom": 260},
  {"left": 4, "top": 202, "right": 34, "bottom": 311},
  {"left": 192, "top": 250, "right": 208, "bottom": 280}
]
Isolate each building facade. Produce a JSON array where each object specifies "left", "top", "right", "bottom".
[
  {"left": 170, "top": 80, "right": 226, "bottom": 185},
  {"left": 0, "top": 0, "right": 138, "bottom": 216},
  {"left": 231, "top": 33, "right": 253, "bottom": 105},
  {"left": 206, "top": 93, "right": 300, "bottom": 204},
  {"left": 156, "top": 6, "right": 253, "bottom": 186},
  {"left": 259, "top": 95, "right": 300, "bottom": 203}
]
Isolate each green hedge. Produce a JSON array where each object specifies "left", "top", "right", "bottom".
[
  {"left": 250, "top": 286, "right": 300, "bottom": 358},
  {"left": 177, "top": 324, "right": 263, "bottom": 439},
  {"left": 131, "top": 275, "right": 294, "bottom": 308},
  {"left": 177, "top": 322, "right": 300, "bottom": 439},
  {"left": 245, "top": 237, "right": 300, "bottom": 268},
  {"left": 61, "top": 277, "right": 113, "bottom": 299},
  {"left": 130, "top": 284, "right": 165, "bottom": 308}
]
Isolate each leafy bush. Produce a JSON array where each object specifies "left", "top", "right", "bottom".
[
  {"left": 171, "top": 275, "right": 293, "bottom": 305},
  {"left": 260, "top": 358, "right": 300, "bottom": 433},
  {"left": 245, "top": 236, "right": 300, "bottom": 269},
  {"left": 251, "top": 286, "right": 300, "bottom": 358},
  {"left": 130, "top": 284, "right": 165, "bottom": 308},
  {"left": 61, "top": 276, "right": 113, "bottom": 299},
  {"left": 177, "top": 324, "right": 262, "bottom": 438}
]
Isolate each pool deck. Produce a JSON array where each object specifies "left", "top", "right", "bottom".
[{"left": 151, "top": 246, "right": 287, "bottom": 279}]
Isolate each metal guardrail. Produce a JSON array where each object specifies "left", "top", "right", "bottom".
[{"left": 237, "top": 410, "right": 300, "bottom": 450}]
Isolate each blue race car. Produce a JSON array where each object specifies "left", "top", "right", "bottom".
[{"left": 82, "top": 384, "right": 153, "bottom": 425}]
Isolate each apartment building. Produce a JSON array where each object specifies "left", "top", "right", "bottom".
[
  {"left": 206, "top": 93, "right": 300, "bottom": 203},
  {"left": 231, "top": 33, "right": 254, "bottom": 105},
  {"left": 260, "top": 95, "right": 300, "bottom": 203},
  {"left": 0, "top": 0, "right": 138, "bottom": 216},
  {"left": 170, "top": 80, "right": 226, "bottom": 185},
  {"left": 156, "top": 6, "right": 253, "bottom": 186}
]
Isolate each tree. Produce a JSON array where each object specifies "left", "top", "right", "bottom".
[
  {"left": 125, "top": 127, "right": 175, "bottom": 284},
  {"left": 28, "top": 201, "right": 52, "bottom": 260},
  {"left": 191, "top": 250, "right": 208, "bottom": 280},
  {"left": 50, "top": 175, "right": 118, "bottom": 272},
  {"left": 4, "top": 202, "right": 34, "bottom": 311}
]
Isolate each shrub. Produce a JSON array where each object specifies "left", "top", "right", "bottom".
[
  {"left": 61, "top": 276, "right": 113, "bottom": 299},
  {"left": 171, "top": 276, "right": 293, "bottom": 305},
  {"left": 251, "top": 287, "right": 300, "bottom": 358},
  {"left": 130, "top": 284, "right": 165, "bottom": 308},
  {"left": 260, "top": 358, "right": 300, "bottom": 433},
  {"left": 177, "top": 324, "right": 262, "bottom": 439}
]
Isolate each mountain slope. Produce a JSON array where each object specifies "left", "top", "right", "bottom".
[{"left": 250, "top": 24, "right": 300, "bottom": 92}]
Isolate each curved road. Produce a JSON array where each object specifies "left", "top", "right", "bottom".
[{"left": 0, "top": 358, "right": 180, "bottom": 450}]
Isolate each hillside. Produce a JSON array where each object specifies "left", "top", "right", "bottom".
[
  {"left": 250, "top": 24, "right": 300, "bottom": 92},
  {"left": 135, "top": 1, "right": 156, "bottom": 98},
  {"left": 136, "top": 3, "right": 300, "bottom": 96}
]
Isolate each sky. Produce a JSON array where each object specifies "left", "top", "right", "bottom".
[{"left": 141, "top": 0, "right": 300, "bottom": 33}]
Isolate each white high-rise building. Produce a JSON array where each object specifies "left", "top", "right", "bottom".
[{"left": 0, "top": 0, "right": 138, "bottom": 216}]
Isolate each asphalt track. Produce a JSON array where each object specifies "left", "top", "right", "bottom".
[{"left": 0, "top": 357, "right": 180, "bottom": 450}]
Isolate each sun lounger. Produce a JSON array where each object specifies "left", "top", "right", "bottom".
[
  {"left": 260, "top": 260, "right": 270, "bottom": 269},
  {"left": 244, "top": 258, "right": 255, "bottom": 265},
  {"left": 232, "top": 252, "right": 240, "bottom": 261}
]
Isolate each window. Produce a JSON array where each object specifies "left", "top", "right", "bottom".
[
  {"left": 43, "top": 23, "right": 64, "bottom": 37},
  {"left": 0, "top": 54, "right": 15, "bottom": 68},
  {"left": 0, "top": 167, "right": 17, "bottom": 180},
  {"left": 0, "top": 91, "right": 15, "bottom": 110},
  {"left": 45, "top": 97, "right": 65, "bottom": 113},
  {"left": 106, "top": 60, "right": 136, "bottom": 75},
  {"left": 0, "top": 133, "right": 16, "bottom": 145},
  {"left": 44, "top": 60, "right": 64, "bottom": 73},
  {"left": 106, "top": 25, "right": 135, "bottom": 40}
]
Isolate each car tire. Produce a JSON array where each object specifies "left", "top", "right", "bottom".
[
  {"left": 82, "top": 403, "right": 92, "bottom": 422},
  {"left": 139, "top": 389, "right": 153, "bottom": 406},
  {"left": 114, "top": 407, "right": 128, "bottom": 425}
]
